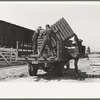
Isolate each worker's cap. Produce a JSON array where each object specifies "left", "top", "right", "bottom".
[
  {"left": 46, "top": 24, "right": 50, "bottom": 28},
  {"left": 37, "top": 26, "right": 42, "bottom": 30}
]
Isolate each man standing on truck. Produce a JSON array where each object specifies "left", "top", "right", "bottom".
[
  {"left": 39, "top": 24, "right": 57, "bottom": 58},
  {"left": 32, "top": 26, "right": 43, "bottom": 54}
]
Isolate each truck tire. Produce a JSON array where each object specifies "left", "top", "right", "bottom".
[{"left": 28, "top": 64, "right": 38, "bottom": 76}]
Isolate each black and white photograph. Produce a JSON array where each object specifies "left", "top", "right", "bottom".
[
  {"left": 1, "top": 1, "right": 100, "bottom": 99},
  {"left": 0, "top": 1, "right": 100, "bottom": 83}
]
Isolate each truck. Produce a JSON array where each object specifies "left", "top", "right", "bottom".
[{"left": 24, "top": 18, "right": 85, "bottom": 77}]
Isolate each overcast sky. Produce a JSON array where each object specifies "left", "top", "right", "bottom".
[{"left": 0, "top": 1, "right": 100, "bottom": 52}]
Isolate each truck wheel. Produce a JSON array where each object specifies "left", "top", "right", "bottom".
[{"left": 28, "top": 64, "right": 38, "bottom": 76}]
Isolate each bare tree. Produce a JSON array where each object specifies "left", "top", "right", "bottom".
[{"left": 87, "top": 46, "right": 91, "bottom": 54}]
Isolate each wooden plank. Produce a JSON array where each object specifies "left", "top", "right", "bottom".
[
  {"left": 61, "top": 18, "right": 74, "bottom": 36},
  {"left": 0, "top": 58, "right": 4, "bottom": 60},
  {"left": 38, "top": 43, "right": 42, "bottom": 46},
  {"left": 18, "top": 47, "right": 32, "bottom": 50},
  {"left": 12, "top": 50, "right": 18, "bottom": 61},
  {"left": 37, "top": 38, "right": 43, "bottom": 40},
  {"left": 56, "top": 22, "right": 66, "bottom": 39},
  {"left": 60, "top": 19, "right": 72, "bottom": 37},
  {"left": 51, "top": 25, "right": 61, "bottom": 40},
  {"left": 55, "top": 23, "right": 65, "bottom": 40},
  {"left": 57, "top": 21, "right": 67, "bottom": 38},
  {"left": 37, "top": 43, "right": 42, "bottom": 45},
  {"left": 1, "top": 55, "right": 11, "bottom": 57},
  {"left": 90, "top": 63, "right": 100, "bottom": 66},
  {"left": 10, "top": 48, "right": 12, "bottom": 63},
  {"left": 51, "top": 36, "right": 57, "bottom": 47},
  {"left": 38, "top": 37, "right": 43, "bottom": 39},
  {"left": 37, "top": 40, "right": 43, "bottom": 43},
  {"left": 38, "top": 38, "right": 42, "bottom": 40},
  {"left": 20, "top": 46, "right": 32, "bottom": 50},
  {"left": 51, "top": 25, "right": 65, "bottom": 41},
  {"left": 1, "top": 52, "right": 11, "bottom": 54},
  {"left": 37, "top": 40, "right": 43, "bottom": 42},
  {"left": 2, "top": 56, "right": 15, "bottom": 60},
  {"left": 18, "top": 41, "right": 32, "bottom": 46},
  {"left": 0, "top": 61, "right": 8, "bottom": 63},
  {"left": 62, "top": 18, "right": 73, "bottom": 33},
  {"left": 8, "top": 61, "right": 18, "bottom": 62},
  {"left": 0, "top": 48, "right": 17, "bottom": 51},
  {"left": 0, "top": 51, "right": 10, "bottom": 65},
  {"left": 2, "top": 50, "right": 13, "bottom": 52},
  {"left": 37, "top": 41, "right": 43, "bottom": 44},
  {"left": 57, "top": 21, "right": 69, "bottom": 38},
  {"left": 59, "top": 19, "right": 71, "bottom": 38}
]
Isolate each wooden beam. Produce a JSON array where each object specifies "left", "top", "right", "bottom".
[
  {"left": 58, "top": 21, "right": 69, "bottom": 38},
  {"left": 62, "top": 18, "right": 74, "bottom": 36},
  {"left": 59, "top": 19, "right": 71, "bottom": 37},
  {"left": 0, "top": 51, "right": 10, "bottom": 65},
  {"left": 51, "top": 25, "right": 65, "bottom": 41},
  {"left": 55, "top": 23, "right": 65, "bottom": 40}
]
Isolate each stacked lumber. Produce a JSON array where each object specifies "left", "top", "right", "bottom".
[
  {"left": 37, "top": 37, "right": 43, "bottom": 49},
  {"left": 51, "top": 18, "right": 74, "bottom": 41},
  {"left": 37, "top": 18, "right": 75, "bottom": 48},
  {"left": 37, "top": 18, "right": 75, "bottom": 55}
]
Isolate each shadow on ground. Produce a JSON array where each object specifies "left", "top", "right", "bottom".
[{"left": 33, "top": 68, "right": 87, "bottom": 82}]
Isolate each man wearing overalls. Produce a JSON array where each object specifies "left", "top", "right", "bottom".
[
  {"left": 32, "top": 26, "right": 42, "bottom": 54},
  {"left": 39, "top": 24, "right": 56, "bottom": 58}
]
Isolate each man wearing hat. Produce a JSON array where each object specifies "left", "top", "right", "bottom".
[
  {"left": 39, "top": 24, "right": 56, "bottom": 58},
  {"left": 73, "top": 34, "right": 83, "bottom": 56},
  {"left": 32, "top": 26, "right": 43, "bottom": 54}
]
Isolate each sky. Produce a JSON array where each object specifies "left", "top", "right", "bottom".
[{"left": 0, "top": 1, "right": 100, "bottom": 52}]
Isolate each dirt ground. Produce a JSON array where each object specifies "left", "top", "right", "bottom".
[{"left": 1, "top": 54, "right": 100, "bottom": 82}]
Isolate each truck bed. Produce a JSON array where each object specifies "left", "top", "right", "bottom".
[{"left": 18, "top": 54, "right": 58, "bottom": 64}]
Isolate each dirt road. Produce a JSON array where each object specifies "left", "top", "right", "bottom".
[
  {"left": 0, "top": 54, "right": 100, "bottom": 82},
  {"left": 9, "top": 75, "right": 100, "bottom": 82}
]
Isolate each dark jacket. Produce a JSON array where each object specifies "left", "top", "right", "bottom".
[
  {"left": 32, "top": 30, "right": 40, "bottom": 42},
  {"left": 41, "top": 28, "right": 55, "bottom": 41}
]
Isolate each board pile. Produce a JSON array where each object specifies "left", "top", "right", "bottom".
[
  {"left": 51, "top": 18, "right": 75, "bottom": 46},
  {"left": 37, "top": 18, "right": 75, "bottom": 51}
]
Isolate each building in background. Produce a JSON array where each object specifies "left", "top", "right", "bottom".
[{"left": 0, "top": 20, "right": 34, "bottom": 48}]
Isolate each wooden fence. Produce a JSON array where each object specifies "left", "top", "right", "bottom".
[
  {"left": 0, "top": 48, "right": 18, "bottom": 65},
  {"left": 49, "top": 18, "right": 75, "bottom": 47}
]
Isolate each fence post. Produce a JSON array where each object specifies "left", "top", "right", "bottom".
[
  {"left": 10, "top": 48, "right": 12, "bottom": 64},
  {"left": 0, "top": 49, "right": 10, "bottom": 65},
  {"left": 16, "top": 41, "right": 18, "bottom": 59}
]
